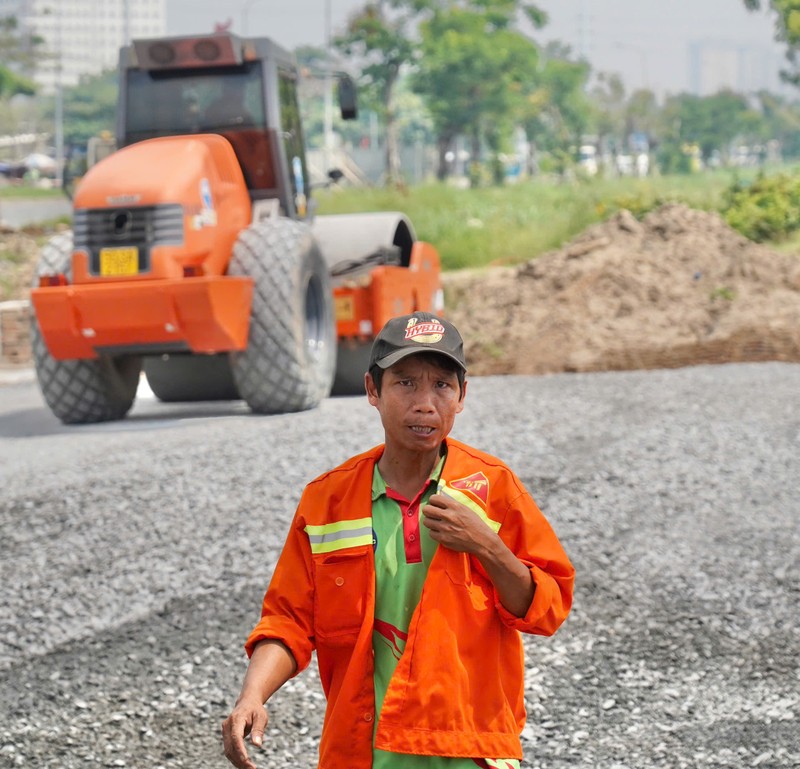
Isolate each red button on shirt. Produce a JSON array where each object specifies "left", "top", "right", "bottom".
[{"left": 385, "top": 486, "right": 427, "bottom": 564}]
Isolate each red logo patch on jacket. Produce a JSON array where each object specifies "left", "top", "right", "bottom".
[{"left": 449, "top": 472, "right": 489, "bottom": 505}]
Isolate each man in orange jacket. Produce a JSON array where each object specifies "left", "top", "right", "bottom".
[{"left": 222, "top": 312, "right": 575, "bottom": 769}]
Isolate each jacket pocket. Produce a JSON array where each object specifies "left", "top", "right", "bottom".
[
  {"left": 313, "top": 550, "right": 370, "bottom": 642},
  {"left": 441, "top": 552, "right": 494, "bottom": 611},
  {"left": 442, "top": 549, "right": 471, "bottom": 586}
]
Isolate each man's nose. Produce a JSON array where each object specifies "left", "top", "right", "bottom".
[{"left": 412, "top": 385, "right": 436, "bottom": 411}]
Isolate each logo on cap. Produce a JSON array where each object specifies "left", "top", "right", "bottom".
[{"left": 405, "top": 317, "right": 445, "bottom": 344}]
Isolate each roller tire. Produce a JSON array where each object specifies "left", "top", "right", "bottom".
[
  {"left": 31, "top": 232, "right": 141, "bottom": 424},
  {"left": 331, "top": 339, "right": 372, "bottom": 396},
  {"left": 228, "top": 218, "right": 335, "bottom": 414},
  {"left": 143, "top": 353, "right": 239, "bottom": 402}
]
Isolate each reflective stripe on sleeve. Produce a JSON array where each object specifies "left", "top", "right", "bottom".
[
  {"left": 305, "top": 517, "right": 373, "bottom": 553},
  {"left": 438, "top": 480, "right": 501, "bottom": 533}
]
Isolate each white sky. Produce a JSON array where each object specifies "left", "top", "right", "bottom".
[{"left": 166, "top": 0, "right": 789, "bottom": 98}]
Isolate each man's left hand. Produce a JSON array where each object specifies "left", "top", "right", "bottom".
[
  {"left": 421, "top": 493, "right": 494, "bottom": 555},
  {"left": 422, "top": 492, "right": 535, "bottom": 617}
]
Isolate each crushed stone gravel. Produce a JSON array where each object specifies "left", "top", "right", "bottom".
[{"left": 0, "top": 362, "right": 798, "bottom": 768}]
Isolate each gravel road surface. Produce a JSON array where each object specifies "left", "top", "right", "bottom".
[{"left": 1, "top": 362, "right": 798, "bottom": 769}]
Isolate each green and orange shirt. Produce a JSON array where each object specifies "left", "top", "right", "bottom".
[{"left": 371, "top": 457, "right": 521, "bottom": 769}]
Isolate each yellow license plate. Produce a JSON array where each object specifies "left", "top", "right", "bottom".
[
  {"left": 100, "top": 247, "right": 138, "bottom": 276},
  {"left": 335, "top": 295, "right": 355, "bottom": 321}
]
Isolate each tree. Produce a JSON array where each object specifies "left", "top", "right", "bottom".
[
  {"left": 60, "top": 69, "right": 118, "bottom": 144},
  {"left": 589, "top": 71, "right": 626, "bottom": 157},
  {"left": 744, "top": 1, "right": 800, "bottom": 85},
  {"left": 655, "top": 89, "right": 766, "bottom": 172},
  {"left": 413, "top": 0, "right": 545, "bottom": 184},
  {"left": 0, "top": 15, "right": 39, "bottom": 99},
  {"left": 624, "top": 88, "right": 660, "bottom": 143},
  {"left": 335, "top": 2, "right": 418, "bottom": 186},
  {"left": 522, "top": 44, "right": 592, "bottom": 175},
  {"left": 0, "top": 65, "right": 35, "bottom": 99},
  {"left": 756, "top": 88, "right": 800, "bottom": 157}
]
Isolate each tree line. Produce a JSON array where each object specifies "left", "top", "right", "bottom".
[
  {"left": 327, "top": 0, "right": 800, "bottom": 184},
  {"left": 2, "top": 1, "right": 800, "bottom": 186}
]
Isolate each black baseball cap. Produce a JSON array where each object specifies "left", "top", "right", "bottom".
[{"left": 369, "top": 312, "right": 467, "bottom": 371}]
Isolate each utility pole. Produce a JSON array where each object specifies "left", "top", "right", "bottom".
[
  {"left": 122, "top": 0, "right": 131, "bottom": 46},
  {"left": 323, "top": 0, "right": 333, "bottom": 175},
  {"left": 241, "top": 0, "right": 266, "bottom": 36},
  {"left": 578, "top": 0, "right": 590, "bottom": 62},
  {"left": 54, "top": 5, "right": 64, "bottom": 189}
]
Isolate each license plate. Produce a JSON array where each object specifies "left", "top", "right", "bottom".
[
  {"left": 335, "top": 295, "right": 355, "bottom": 321},
  {"left": 99, "top": 247, "right": 138, "bottom": 276}
]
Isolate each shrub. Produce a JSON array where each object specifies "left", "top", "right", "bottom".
[{"left": 721, "top": 172, "right": 800, "bottom": 242}]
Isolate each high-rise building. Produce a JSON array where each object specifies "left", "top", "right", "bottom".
[
  {"left": 687, "top": 40, "right": 789, "bottom": 97},
  {"left": 0, "top": 0, "right": 166, "bottom": 92}
]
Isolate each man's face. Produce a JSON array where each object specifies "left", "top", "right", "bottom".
[{"left": 366, "top": 355, "right": 466, "bottom": 454}]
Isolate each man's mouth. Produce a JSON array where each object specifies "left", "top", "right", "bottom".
[{"left": 410, "top": 425, "right": 435, "bottom": 435}]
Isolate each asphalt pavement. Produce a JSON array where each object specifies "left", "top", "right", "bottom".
[{"left": 0, "top": 196, "right": 72, "bottom": 229}]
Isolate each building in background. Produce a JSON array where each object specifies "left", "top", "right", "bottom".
[
  {"left": 0, "top": 0, "right": 166, "bottom": 92},
  {"left": 688, "top": 40, "right": 789, "bottom": 97}
]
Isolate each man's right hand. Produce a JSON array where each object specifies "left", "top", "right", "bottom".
[
  {"left": 220, "top": 639, "right": 298, "bottom": 768},
  {"left": 221, "top": 697, "right": 268, "bottom": 769}
]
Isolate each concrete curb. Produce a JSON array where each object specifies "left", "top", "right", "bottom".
[{"left": 0, "top": 365, "right": 35, "bottom": 386}]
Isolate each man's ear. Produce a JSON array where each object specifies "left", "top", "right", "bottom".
[
  {"left": 365, "top": 372, "right": 379, "bottom": 406},
  {"left": 456, "top": 378, "right": 467, "bottom": 413}
]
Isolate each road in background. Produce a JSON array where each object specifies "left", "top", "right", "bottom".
[{"left": 0, "top": 197, "right": 72, "bottom": 229}]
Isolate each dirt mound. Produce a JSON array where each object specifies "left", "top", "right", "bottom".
[
  {"left": 2, "top": 206, "right": 800, "bottom": 375},
  {"left": 443, "top": 204, "right": 800, "bottom": 375}
]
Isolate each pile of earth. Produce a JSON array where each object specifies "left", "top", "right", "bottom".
[
  {"left": 2, "top": 205, "right": 799, "bottom": 375},
  {"left": 443, "top": 203, "right": 800, "bottom": 375}
]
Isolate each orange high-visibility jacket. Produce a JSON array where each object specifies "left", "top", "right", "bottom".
[{"left": 246, "top": 438, "right": 574, "bottom": 769}]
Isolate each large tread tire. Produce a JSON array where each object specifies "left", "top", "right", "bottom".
[
  {"left": 31, "top": 232, "right": 141, "bottom": 425},
  {"left": 143, "top": 353, "right": 239, "bottom": 402},
  {"left": 228, "top": 218, "right": 335, "bottom": 414}
]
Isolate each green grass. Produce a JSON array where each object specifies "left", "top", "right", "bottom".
[
  {"left": 3, "top": 168, "right": 790, "bottom": 273},
  {"left": 314, "top": 172, "right": 745, "bottom": 271},
  {"left": 0, "top": 185, "right": 64, "bottom": 200}
]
